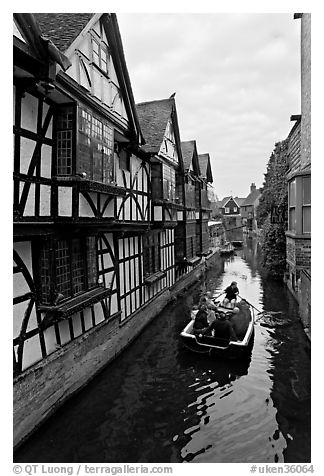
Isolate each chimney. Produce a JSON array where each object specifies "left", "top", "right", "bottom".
[{"left": 250, "top": 183, "right": 256, "bottom": 192}]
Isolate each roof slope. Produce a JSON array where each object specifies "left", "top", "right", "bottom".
[
  {"left": 136, "top": 98, "right": 173, "bottom": 153},
  {"left": 198, "top": 153, "right": 213, "bottom": 182},
  {"left": 242, "top": 188, "right": 261, "bottom": 206},
  {"left": 33, "top": 13, "right": 94, "bottom": 51},
  {"left": 181, "top": 141, "right": 196, "bottom": 170},
  {"left": 221, "top": 196, "right": 245, "bottom": 207}
]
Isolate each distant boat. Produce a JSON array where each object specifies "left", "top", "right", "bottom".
[
  {"left": 231, "top": 240, "right": 243, "bottom": 248},
  {"left": 219, "top": 242, "right": 235, "bottom": 255}
]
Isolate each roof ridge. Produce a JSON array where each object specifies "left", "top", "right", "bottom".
[{"left": 136, "top": 98, "right": 172, "bottom": 106}]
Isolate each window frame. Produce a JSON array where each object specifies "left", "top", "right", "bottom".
[
  {"left": 91, "top": 37, "right": 110, "bottom": 74},
  {"left": 288, "top": 178, "right": 296, "bottom": 232},
  {"left": 77, "top": 106, "right": 114, "bottom": 184},
  {"left": 302, "top": 176, "right": 311, "bottom": 234},
  {"left": 143, "top": 232, "right": 160, "bottom": 277},
  {"left": 54, "top": 105, "right": 76, "bottom": 176},
  {"left": 287, "top": 174, "right": 311, "bottom": 235},
  {"left": 36, "top": 235, "right": 99, "bottom": 305}
]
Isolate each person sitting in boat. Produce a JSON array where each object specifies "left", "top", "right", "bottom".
[
  {"left": 222, "top": 281, "right": 239, "bottom": 309},
  {"left": 208, "top": 311, "right": 238, "bottom": 341},
  {"left": 193, "top": 303, "right": 210, "bottom": 336},
  {"left": 198, "top": 292, "right": 218, "bottom": 322}
]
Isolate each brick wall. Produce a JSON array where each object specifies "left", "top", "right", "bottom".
[
  {"left": 301, "top": 13, "right": 311, "bottom": 168},
  {"left": 285, "top": 235, "right": 311, "bottom": 332},
  {"left": 286, "top": 236, "right": 310, "bottom": 269},
  {"left": 287, "top": 121, "right": 301, "bottom": 174}
]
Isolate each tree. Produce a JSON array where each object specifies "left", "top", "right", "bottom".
[{"left": 257, "top": 140, "right": 289, "bottom": 279}]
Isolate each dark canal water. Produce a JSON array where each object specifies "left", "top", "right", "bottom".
[{"left": 14, "top": 239, "right": 311, "bottom": 463}]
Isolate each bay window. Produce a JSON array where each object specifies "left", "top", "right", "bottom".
[
  {"left": 287, "top": 174, "right": 311, "bottom": 235},
  {"left": 288, "top": 179, "right": 296, "bottom": 232}
]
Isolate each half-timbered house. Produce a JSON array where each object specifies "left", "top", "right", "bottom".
[
  {"left": 13, "top": 12, "right": 151, "bottom": 375},
  {"left": 197, "top": 153, "right": 213, "bottom": 256},
  {"left": 13, "top": 13, "right": 220, "bottom": 447},
  {"left": 136, "top": 97, "right": 185, "bottom": 286},
  {"left": 180, "top": 140, "right": 202, "bottom": 268},
  {"left": 13, "top": 12, "right": 160, "bottom": 447}
]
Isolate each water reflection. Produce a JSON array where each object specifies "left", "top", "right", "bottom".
[{"left": 14, "top": 242, "right": 310, "bottom": 463}]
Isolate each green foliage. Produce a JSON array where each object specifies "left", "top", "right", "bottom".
[{"left": 257, "top": 140, "right": 289, "bottom": 279}]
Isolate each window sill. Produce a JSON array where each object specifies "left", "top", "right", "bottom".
[
  {"left": 285, "top": 231, "right": 311, "bottom": 239},
  {"left": 186, "top": 256, "right": 201, "bottom": 267},
  {"left": 144, "top": 271, "right": 166, "bottom": 286},
  {"left": 197, "top": 250, "right": 212, "bottom": 257},
  {"left": 79, "top": 180, "right": 126, "bottom": 196},
  {"left": 39, "top": 287, "right": 112, "bottom": 327},
  {"left": 53, "top": 176, "right": 126, "bottom": 196}
]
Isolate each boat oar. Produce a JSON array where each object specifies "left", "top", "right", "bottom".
[
  {"left": 238, "top": 295, "right": 262, "bottom": 314},
  {"left": 238, "top": 296, "right": 281, "bottom": 321},
  {"left": 212, "top": 291, "right": 225, "bottom": 302}
]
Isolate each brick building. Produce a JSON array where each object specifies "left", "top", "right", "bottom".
[{"left": 285, "top": 13, "right": 311, "bottom": 335}]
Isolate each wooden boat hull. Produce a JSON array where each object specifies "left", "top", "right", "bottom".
[
  {"left": 180, "top": 305, "right": 255, "bottom": 360},
  {"left": 219, "top": 245, "right": 235, "bottom": 255}
]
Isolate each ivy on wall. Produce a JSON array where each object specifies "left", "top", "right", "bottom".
[{"left": 257, "top": 140, "right": 289, "bottom": 279}]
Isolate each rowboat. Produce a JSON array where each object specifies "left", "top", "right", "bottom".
[
  {"left": 231, "top": 240, "right": 243, "bottom": 248},
  {"left": 219, "top": 242, "right": 235, "bottom": 255},
  {"left": 180, "top": 299, "right": 255, "bottom": 359}
]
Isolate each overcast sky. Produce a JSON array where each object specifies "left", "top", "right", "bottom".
[{"left": 117, "top": 13, "right": 301, "bottom": 199}]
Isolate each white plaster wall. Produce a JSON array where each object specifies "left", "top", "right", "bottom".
[
  {"left": 22, "top": 335, "right": 42, "bottom": 371},
  {"left": 20, "top": 137, "right": 36, "bottom": 175},
  {"left": 41, "top": 144, "right": 52, "bottom": 179},
  {"left": 94, "top": 302, "right": 105, "bottom": 324},
  {"left": 79, "top": 194, "right": 95, "bottom": 217},
  {"left": 102, "top": 199, "right": 114, "bottom": 218},
  {"left": 39, "top": 185, "right": 51, "bottom": 216},
  {"left": 43, "top": 325, "right": 58, "bottom": 356},
  {"left": 58, "top": 187, "right": 73, "bottom": 216},
  {"left": 23, "top": 183, "right": 35, "bottom": 216},
  {"left": 83, "top": 307, "right": 93, "bottom": 331},
  {"left": 21, "top": 93, "right": 37, "bottom": 132}
]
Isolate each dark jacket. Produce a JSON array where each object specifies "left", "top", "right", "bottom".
[
  {"left": 225, "top": 285, "right": 239, "bottom": 301},
  {"left": 210, "top": 318, "right": 237, "bottom": 341},
  {"left": 193, "top": 310, "right": 209, "bottom": 330}
]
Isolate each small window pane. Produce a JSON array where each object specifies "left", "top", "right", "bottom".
[
  {"left": 71, "top": 239, "right": 85, "bottom": 295},
  {"left": 289, "top": 179, "right": 296, "bottom": 206},
  {"left": 87, "top": 237, "right": 98, "bottom": 287},
  {"left": 302, "top": 206, "right": 311, "bottom": 233},
  {"left": 40, "top": 244, "right": 51, "bottom": 303},
  {"left": 56, "top": 240, "right": 71, "bottom": 297},
  {"left": 303, "top": 176, "right": 311, "bottom": 205},
  {"left": 289, "top": 208, "right": 296, "bottom": 232}
]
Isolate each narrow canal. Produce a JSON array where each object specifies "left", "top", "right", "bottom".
[{"left": 14, "top": 239, "right": 311, "bottom": 463}]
